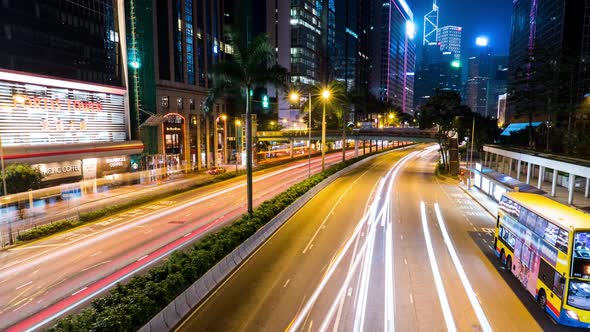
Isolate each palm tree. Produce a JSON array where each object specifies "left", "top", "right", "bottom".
[{"left": 207, "top": 33, "right": 288, "bottom": 216}]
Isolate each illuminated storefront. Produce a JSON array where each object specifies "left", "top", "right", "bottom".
[{"left": 0, "top": 69, "right": 143, "bottom": 186}]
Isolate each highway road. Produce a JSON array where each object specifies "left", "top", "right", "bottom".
[
  {"left": 178, "top": 145, "right": 574, "bottom": 332},
  {"left": 0, "top": 145, "right": 393, "bottom": 331}
]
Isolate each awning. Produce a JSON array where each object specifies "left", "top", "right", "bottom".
[{"left": 3, "top": 141, "right": 144, "bottom": 165}]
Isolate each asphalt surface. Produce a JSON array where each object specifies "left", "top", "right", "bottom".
[
  {"left": 178, "top": 145, "right": 576, "bottom": 332},
  {"left": 0, "top": 146, "right": 391, "bottom": 331}
]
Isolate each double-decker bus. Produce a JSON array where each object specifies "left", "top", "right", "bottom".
[{"left": 495, "top": 192, "right": 590, "bottom": 328}]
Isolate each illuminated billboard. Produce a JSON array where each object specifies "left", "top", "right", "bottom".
[{"left": 0, "top": 69, "right": 128, "bottom": 147}]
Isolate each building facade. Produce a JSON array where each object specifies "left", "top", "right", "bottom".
[
  {"left": 0, "top": 0, "right": 143, "bottom": 189},
  {"left": 368, "top": 0, "right": 416, "bottom": 114},
  {"left": 507, "top": 0, "right": 590, "bottom": 127},
  {"left": 127, "top": 0, "right": 230, "bottom": 170},
  {"left": 414, "top": 60, "right": 462, "bottom": 110},
  {"left": 437, "top": 25, "right": 462, "bottom": 60}
]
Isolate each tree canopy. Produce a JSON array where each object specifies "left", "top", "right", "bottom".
[{"left": 2, "top": 163, "right": 44, "bottom": 195}]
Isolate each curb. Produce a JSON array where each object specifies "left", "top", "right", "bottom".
[
  {"left": 138, "top": 146, "right": 407, "bottom": 332},
  {"left": 457, "top": 185, "right": 496, "bottom": 219}
]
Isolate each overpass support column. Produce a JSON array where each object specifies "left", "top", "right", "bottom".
[
  {"left": 484, "top": 151, "right": 488, "bottom": 167},
  {"left": 568, "top": 173, "right": 576, "bottom": 205},
  {"left": 508, "top": 158, "right": 513, "bottom": 177},
  {"left": 290, "top": 139, "right": 294, "bottom": 159},
  {"left": 526, "top": 163, "right": 532, "bottom": 184},
  {"left": 354, "top": 139, "right": 359, "bottom": 157},
  {"left": 551, "top": 169, "right": 558, "bottom": 197},
  {"left": 538, "top": 166, "right": 545, "bottom": 190},
  {"left": 516, "top": 160, "right": 522, "bottom": 180},
  {"left": 585, "top": 177, "right": 590, "bottom": 198}
]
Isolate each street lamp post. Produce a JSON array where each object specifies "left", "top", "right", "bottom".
[
  {"left": 321, "top": 89, "right": 330, "bottom": 172},
  {"left": 307, "top": 92, "right": 311, "bottom": 177},
  {"left": 469, "top": 116, "right": 475, "bottom": 168},
  {"left": 290, "top": 91, "right": 314, "bottom": 178},
  {"left": 235, "top": 119, "right": 241, "bottom": 173},
  {"left": 214, "top": 114, "right": 227, "bottom": 167},
  {"left": 0, "top": 135, "right": 9, "bottom": 244}
]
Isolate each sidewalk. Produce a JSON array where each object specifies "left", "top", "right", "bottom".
[{"left": 458, "top": 182, "right": 498, "bottom": 218}]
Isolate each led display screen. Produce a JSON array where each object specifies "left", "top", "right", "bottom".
[{"left": 0, "top": 73, "right": 127, "bottom": 147}]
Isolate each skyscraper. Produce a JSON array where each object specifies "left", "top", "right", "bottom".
[
  {"left": 127, "top": 0, "right": 229, "bottom": 167},
  {"left": 437, "top": 25, "right": 462, "bottom": 60},
  {"left": 507, "top": 0, "right": 589, "bottom": 128},
  {"left": 368, "top": 0, "right": 416, "bottom": 113},
  {"left": 290, "top": 0, "right": 324, "bottom": 86}
]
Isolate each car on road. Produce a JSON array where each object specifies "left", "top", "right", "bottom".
[{"left": 207, "top": 167, "right": 226, "bottom": 175}]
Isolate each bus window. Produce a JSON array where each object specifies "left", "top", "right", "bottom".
[
  {"left": 525, "top": 210, "right": 537, "bottom": 230},
  {"left": 556, "top": 229, "right": 569, "bottom": 254},
  {"left": 534, "top": 217, "right": 548, "bottom": 238},
  {"left": 544, "top": 223, "right": 560, "bottom": 247}
]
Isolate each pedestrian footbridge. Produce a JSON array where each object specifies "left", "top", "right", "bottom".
[{"left": 256, "top": 128, "right": 438, "bottom": 143}]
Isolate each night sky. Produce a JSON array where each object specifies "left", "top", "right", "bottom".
[{"left": 410, "top": 0, "right": 514, "bottom": 57}]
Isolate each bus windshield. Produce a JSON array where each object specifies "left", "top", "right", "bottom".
[
  {"left": 568, "top": 279, "right": 590, "bottom": 310},
  {"left": 572, "top": 231, "right": 590, "bottom": 279}
]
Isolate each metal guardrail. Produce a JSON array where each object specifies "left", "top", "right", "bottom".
[{"left": 139, "top": 144, "right": 415, "bottom": 332}]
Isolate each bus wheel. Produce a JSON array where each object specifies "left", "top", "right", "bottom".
[
  {"left": 537, "top": 289, "right": 547, "bottom": 310},
  {"left": 499, "top": 249, "right": 505, "bottom": 265},
  {"left": 506, "top": 256, "right": 512, "bottom": 274}
]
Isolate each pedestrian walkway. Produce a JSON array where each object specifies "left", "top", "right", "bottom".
[{"left": 458, "top": 182, "right": 498, "bottom": 218}]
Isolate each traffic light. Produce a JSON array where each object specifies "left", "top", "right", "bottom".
[{"left": 262, "top": 95, "right": 269, "bottom": 109}]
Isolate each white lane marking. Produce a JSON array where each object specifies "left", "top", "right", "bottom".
[
  {"left": 384, "top": 210, "right": 395, "bottom": 332},
  {"left": 400, "top": 235, "right": 404, "bottom": 241},
  {"left": 185, "top": 213, "right": 192, "bottom": 217},
  {"left": 32, "top": 270, "right": 39, "bottom": 275},
  {"left": 71, "top": 286, "right": 88, "bottom": 296},
  {"left": 90, "top": 251, "right": 102, "bottom": 257},
  {"left": 16, "top": 281, "right": 33, "bottom": 290},
  {"left": 8, "top": 244, "right": 63, "bottom": 250},
  {"left": 404, "top": 258, "right": 408, "bottom": 265},
  {"left": 434, "top": 203, "right": 493, "bottom": 332},
  {"left": 183, "top": 232, "right": 192, "bottom": 237},
  {"left": 284, "top": 279, "right": 291, "bottom": 288},
  {"left": 81, "top": 260, "right": 112, "bottom": 272},
  {"left": 409, "top": 293, "right": 414, "bottom": 304},
  {"left": 347, "top": 288, "right": 353, "bottom": 297},
  {"left": 137, "top": 255, "right": 148, "bottom": 262},
  {"left": 144, "top": 229, "right": 153, "bottom": 234},
  {"left": 420, "top": 201, "right": 457, "bottom": 332},
  {"left": 302, "top": 173, "right": 365, "bottom": 254}
]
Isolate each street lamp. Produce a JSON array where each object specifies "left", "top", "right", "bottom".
[
  {"left": 235, "top": 119, "right": 241, "bottom": 172},
  {"left": 290, "top": 90, "right": 313, "bottom": 178},
  {"left": 215, "top": 114, "right": 227, "bottom": 167},
  {"left": 321, "top": 88, "right": 330, "bottom": 171}
]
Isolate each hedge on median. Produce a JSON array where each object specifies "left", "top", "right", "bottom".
[{"left": 47, "top": 147, "right": 397, "bottom": 332}]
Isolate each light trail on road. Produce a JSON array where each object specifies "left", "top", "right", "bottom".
[
  {"left": 288, "top": 150, "right": 420, "bottom": 332},
  {"left": 1, "top": 149, "right": 376, "bottom": 331},
  {"left": 420, "top": 200, "right": 458, "bottom": 332}
]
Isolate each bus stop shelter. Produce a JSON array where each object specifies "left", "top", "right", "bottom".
[{"left": 464, "top": 163, "right": 545, "bottom": 202}]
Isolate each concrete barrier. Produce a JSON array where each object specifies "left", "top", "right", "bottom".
[{"left": 139, "top": 146, "right": 409, "bottom": 332}]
